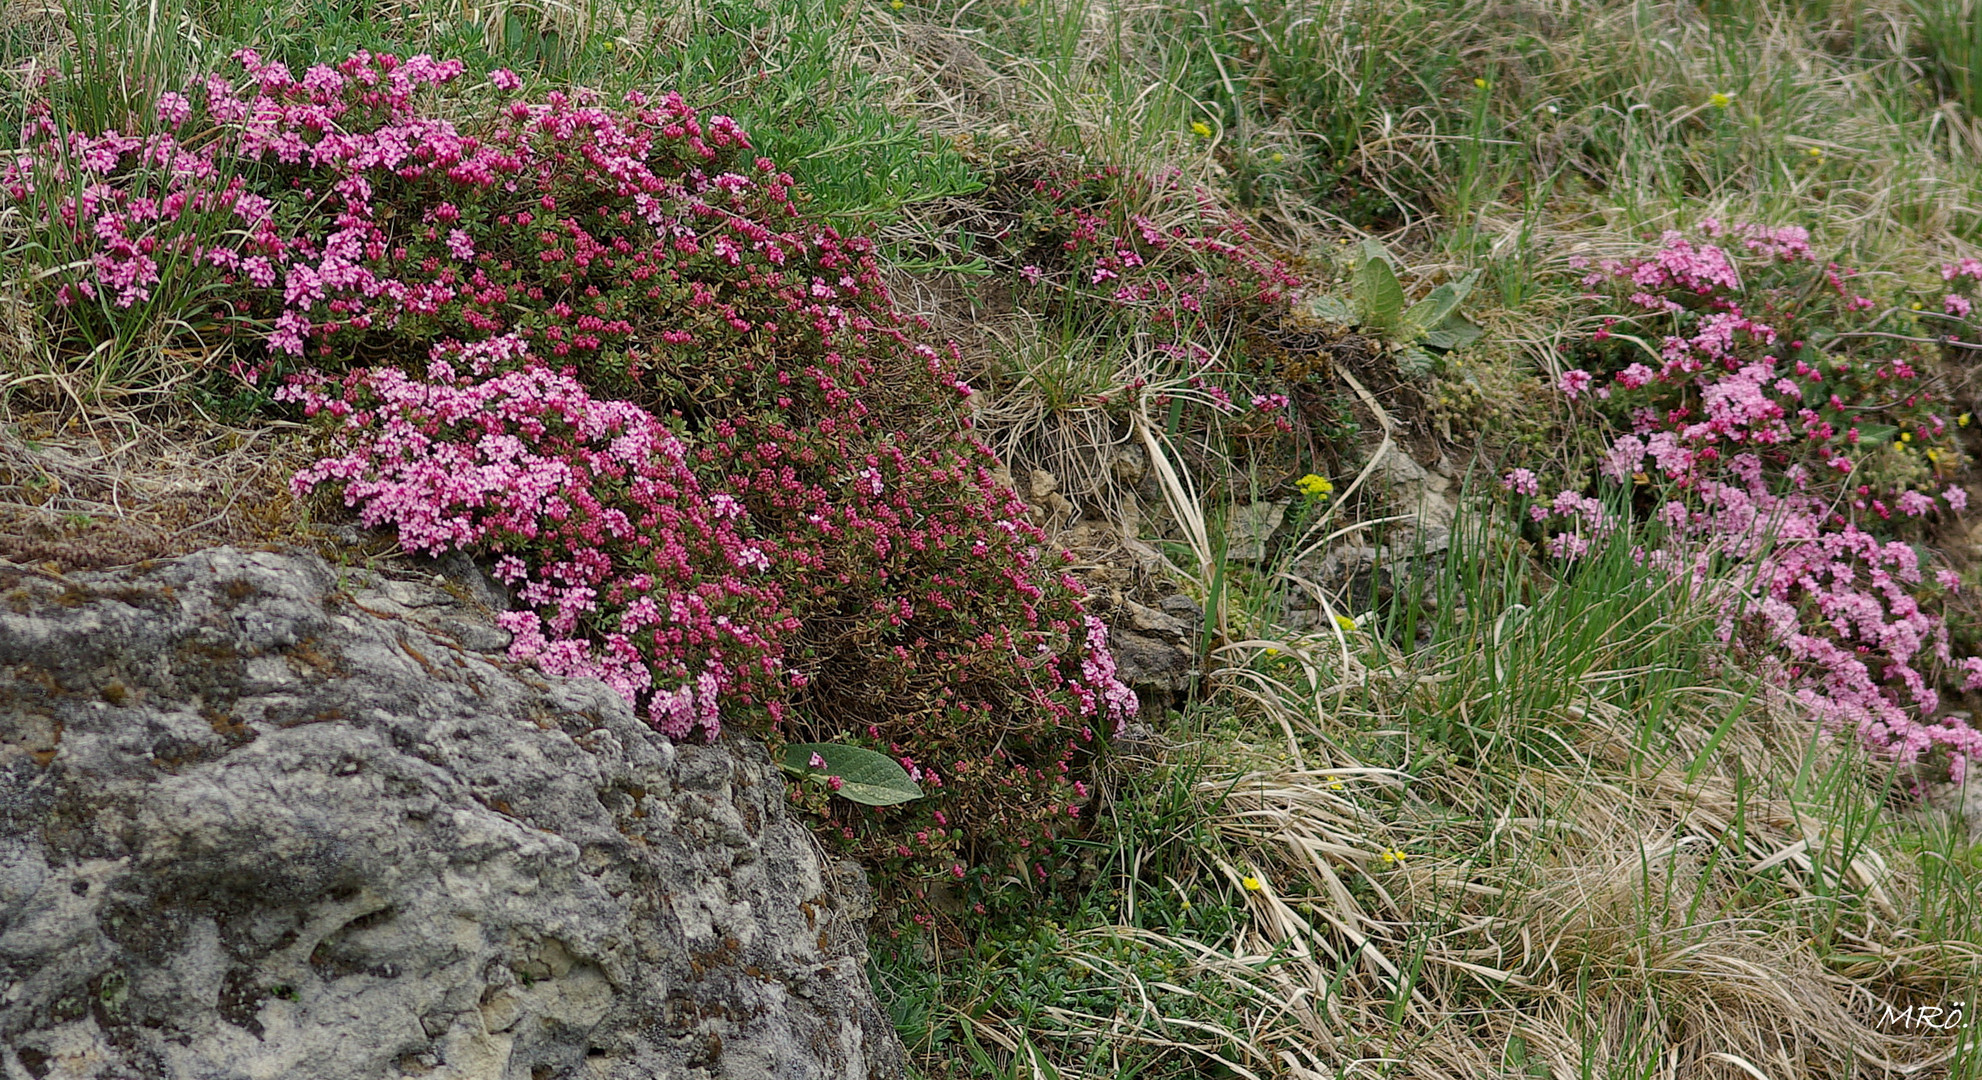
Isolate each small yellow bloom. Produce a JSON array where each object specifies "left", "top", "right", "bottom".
[
  {"left": 1191, "top": 121, "right": 1213, "bottom": 138},
  {"left": 1807, "top": 146, "right": 1824, "bottom": 159},
  {"left": 1380, "top": 849, "right": 1409, "bottom": 865},
  {"left": 1473, "top": 77, "right": 1488, "bottom": 90},
  {"left": 1180, "top": 899, "right": 1191, "bottom": 910},
  {"left": 1928, "top": 448, "right": 1943, "bottom": 463},
  {"left": 1960, "top": 413, "right": 1972, "bottom": 428},
  {"left": 1327, "top": 778, "right": 1345, "bottom": 791},
  {"left": 1708, "top": 92, "right": 1732, "bottom": 109},
  {"left": 1271, "top": 152, "right": 1285, "bottom": 164},
  {"left": 1913, "top": 302, "right": 1925, "bottom": 310},
  {"left": 1902, "top": 431, "right": 1913, "bottom": 442},
  {"left": 1263, "top": 647, "right": 1279, "bottom": 657},
  {"left": 890, "top": 0, "right": 903, "bottom": 7},
  {"left": 1333, "top": 613, "right": 1358, "bottom": 632},
  {"left": 1295, "top": 473, "right": 1334, "bottom": 500},
  {"left": 1241, "top": 876, "right": 1263, "bottom": 891}
]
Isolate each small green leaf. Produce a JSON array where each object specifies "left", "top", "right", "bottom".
[
  {"left": 781, "top": 743, "right": 923, "bottom": 806},
  {"left": 1421, "top": 314, "right": 1483, "bottom": 352},
  {"left": 1401, "top": 269, "right": 1481, "bottom": 339},
  {"left": 1855, "top": 423, "right": 1898, "bottom": 447},
  {"left": 1396, "top": 346, "right": 1441, "bottom": 378},
  {"left": 1303, "top": 293, "right": 1357, "bottom": 325},
  {"left": 1447, "top": 268, "right": 1480, "bottom": 305},
  {"left": 1354, "top": 252, "right": 1406, "bottom": 334}
]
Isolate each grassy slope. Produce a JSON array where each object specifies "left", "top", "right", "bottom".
[
  {"left": 6, "top": 1, "right": 1982, "bottom": 1077},
  {"left": 854, "top": 3, "right": 1982, "bottom": 1074}
]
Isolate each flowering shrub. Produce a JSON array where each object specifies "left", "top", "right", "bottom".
[
  {"left": 1525, "top": 222, "right": 1982, "bottom": 780},
  {"left": 5, "top": 51, "right": 1141, "bottom": 890},
  {"left": 1567, "top": 220, "right": 1961, "bottom": 517},
  {"left": 996, "top": 160, "right": 1301, "bottom": 334},
  {"left": 282, "top": 337, "right": 792, "bottom": 730},
  {"left": 987, "top": 158, "right": 1306, "bottom": 425}
]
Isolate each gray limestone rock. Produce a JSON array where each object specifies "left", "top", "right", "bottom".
[
  {"left": 0, "top": 548, "right": 903, "bottom": 1080},
  {"left": 1107, "top": 600, "right": 1198, "bottom": 702}
]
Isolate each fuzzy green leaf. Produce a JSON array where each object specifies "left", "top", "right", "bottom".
[
  {"left": 1421, "top": 315, "right": 1483, "bottom": 352},
  {"left": 1303, "top": 294, "right": 1358, "bottom": 325},
  {"left": 780, "top": 743, "right": 924, "bottom": 806},
  {"left": 1396, "top": 346, "right": 1442, "bottom": 378},
  {"left": 1402, "top": 269, "right": 1481, "bottom": 339},
  {"left": 1354, "top": 251, "right": 1406, "bottom": 334}
]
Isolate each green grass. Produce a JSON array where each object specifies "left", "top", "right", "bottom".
[
  {"left": 38, "top": 0, "right": 980, "bottom": 229},
  {"left": 874, "top": 497, "right": 1982, "bottom": 1078},
  {"left": 1, "top": 0, "right": 979, "bottom": 406}
]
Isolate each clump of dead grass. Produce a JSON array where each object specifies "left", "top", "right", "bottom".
[
  {"left": 0, "top": 409, "right": 311, "bottom": 571},
  {"left": 976, "top": 666, "right": 1981, "bottom": 1078}
]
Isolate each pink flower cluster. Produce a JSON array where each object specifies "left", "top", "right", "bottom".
[
  {"left": 1527, "top": 489, "right": 1614, "bottom": 559},
  {"left": 284, "top": 335, "right": 790, "bottom": 738},
  {"left": 1575, "top": 226, "right": 1958, "bottom": 518},
  {"left": 1555, "top": 223, "right": 1982, "bottom": 779},
  {"left": 11, "top": 50, "right": 1143, "bottom": 879},
  {"left": 1646, "top": 472, "right": 1982, "bottom": 778}
]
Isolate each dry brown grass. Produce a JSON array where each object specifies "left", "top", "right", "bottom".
[
  {"left": 969, "top": 658, "right": 1982, "bottom": 1078},
  {"left": 0, "top": 408, "right": 312, "bottom": 570}
]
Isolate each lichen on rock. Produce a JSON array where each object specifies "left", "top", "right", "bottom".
[{"left": 0, "top": 547, "right": 902, "bottom": 1080}]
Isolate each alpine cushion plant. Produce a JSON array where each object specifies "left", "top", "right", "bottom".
[
  {"left": 1529, "top": 221, "right": 1982, "bottom": 782},
  {"left": 981, "top": 156, "right": 1312, "bottom": 442},
  {"left": 3, "top": 50, "right": 1140, "bottom": 893}
]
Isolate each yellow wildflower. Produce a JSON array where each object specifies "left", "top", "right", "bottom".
[
  {"left": 1708, "top": 92, "right": 1732, "bottom": 109},
  {"left": 1473, "top": 77, "right": 1488, "bottom": 90},
  {"left": 1191, "top": 121, "right": 1213, "bottom": 138},
  {"left": 1380, "top": 849, "right": 1409, "bottom": 865},
  {"left": 1327, "top": 778, "right": 1345, "bottom": 791},
  {"left": 1960, "top": 413, "right": 1972, "bottom": 428},
  {"left": 1271, "top": 151, "right": 1285, "bottom": 164},
  {"left": 1902, "top": 431, "right": 1914, "bottom": 442},
  {"left": 890, "top": 0, "right": 904, "bottom": 7},
  {"left": 1333, "top": 613, "right": 1358, "bottom": 632},
  {"left": 1808, "top": 147, "right": 1824, "bottom": 159},
  {"left": 1295, "top": 473, "right": 1334, "bottom": 500},
  {"left": 1241, "top": 876, "right": 1263, "bottom": 891},
  {"left": 1928, "top": 448, "right": 1943, "bottom": 463},
  {"left": 1913, "top": 302, "right": 1925, "bottom": 310}
]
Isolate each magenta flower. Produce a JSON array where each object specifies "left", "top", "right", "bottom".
[
  {"left": 1502, "top": 468, "right": 1541, "bottom": 497},
  {"left": 156, "top": 92, "right": 193, "bottom": 126}
]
